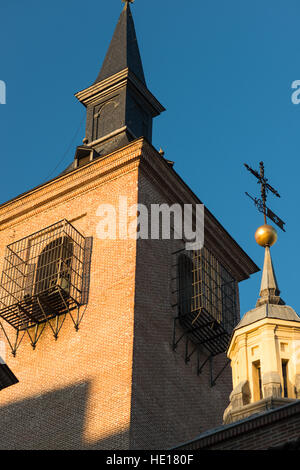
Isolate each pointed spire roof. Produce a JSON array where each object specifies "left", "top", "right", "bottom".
[
  {"left": 233, "top": 246, "right": 300, "bottom": 332},
  {"left": 74, "top": 1, "right": 165, "bottom": 161},
  {"left": 94, "top": 2, "right": 146, "bottom": 85},
  {"left": 256, "top": 246, "right": 284, "bottom": 307}
]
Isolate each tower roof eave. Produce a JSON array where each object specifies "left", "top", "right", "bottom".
[
  {"left": 235, "top": 303, "right": 300, "bottom": 331},
  {"left": 227, "top": 305, "right": 300, "bottom": 357},
  {"left": 75, "top": 68, "right": 165, "bottom": 116}
]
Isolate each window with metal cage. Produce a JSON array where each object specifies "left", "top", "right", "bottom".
[
  {"left": 175, "top": 247, "right": 239, "bottom": 356},
  {"left": 0, "top": 220, "right": 91, "bottom": 355}
]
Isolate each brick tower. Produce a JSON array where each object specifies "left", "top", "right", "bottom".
[{"left": 0, "top": 2, "right": 258, "bottom": 450}]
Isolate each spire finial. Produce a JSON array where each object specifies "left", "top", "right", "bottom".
[
  {"left": 255, "top": 224, "right": 277, "bottom": 248},
  {"left": 244, "top": 161, "right": 286, "bottom": 232},
  {"left": 243, "top": 161, "right": 286, "bottom": 307}
]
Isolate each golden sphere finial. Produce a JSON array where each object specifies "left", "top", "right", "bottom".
[{"left": 255, "top": 224, "right": 278, "bottom": 247}]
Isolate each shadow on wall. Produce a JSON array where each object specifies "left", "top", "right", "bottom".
[{"left": 0, "top": 382, "right": 128, "bottom": 450}]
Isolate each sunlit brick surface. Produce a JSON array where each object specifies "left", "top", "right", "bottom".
[{"left": 0, "top": 139, "right": 239, "bottom": 449}]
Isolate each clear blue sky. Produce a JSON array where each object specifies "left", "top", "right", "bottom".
[{"left": 1, "top": 0, "right": 300, "bottom": 317}]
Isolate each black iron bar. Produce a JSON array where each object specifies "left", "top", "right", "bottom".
[
  {"left": 210, "top": 358, "right": 231, "bottom": 387},
  {"left": 197, "top": 355, "right": 211, "bottom": 375}
]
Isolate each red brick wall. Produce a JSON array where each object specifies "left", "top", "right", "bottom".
[
  {"left": 129, "top": 169, "right": 233, "bottom": 450},
  {"left": 0, "top": 141, "right": 239, "bottom": 450},
  {"left": 0, "top": 162, "right": 139, "bottom": 449}
]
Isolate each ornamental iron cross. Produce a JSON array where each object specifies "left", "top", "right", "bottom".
[{"left": 244, "top": 161, "right": 286, "bottom": 232}]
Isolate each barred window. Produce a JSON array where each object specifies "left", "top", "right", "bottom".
[
  {"left": 34, "top": 236, "right": 73, "bottom": 295},
  {"left": 177, "top": 247, "right": 238, "bottom": 354},
  {"left": 0, "top": 220, "right": 85, "bottom": 331}
]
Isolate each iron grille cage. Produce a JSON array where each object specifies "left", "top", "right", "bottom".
[
  {"left": 176, "top": 246, "right": 239, "bottom": 355},
  {"left": 0, "top": 220, "right": 86, "bottom": 331}
]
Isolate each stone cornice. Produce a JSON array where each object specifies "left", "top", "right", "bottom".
[
  {"left": 0, "top": 140, "right": 145, "bottom": 231},
  {"left": 228, "top": 316, "right": 300, "bottom": 357}
]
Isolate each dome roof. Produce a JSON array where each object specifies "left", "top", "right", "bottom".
[{"left": 236, "top": 303, "right": 300, "bottom": 331}]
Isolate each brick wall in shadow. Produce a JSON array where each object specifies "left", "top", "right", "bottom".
[{"left": 0, "top": 382, "right": 128, "bottom": 450}]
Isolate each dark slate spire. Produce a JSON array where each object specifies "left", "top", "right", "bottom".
[
  {"left": 74, "top": 2, "right": 165, "bottom": 161},
  {"left": 94, "top": 2, "right": 146, "bottom": 85}
]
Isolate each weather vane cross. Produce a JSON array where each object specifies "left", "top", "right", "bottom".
[{"left": 244, "top": 161, "right": 286, "bottom": 232}]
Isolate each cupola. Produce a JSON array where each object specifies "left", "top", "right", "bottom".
[{"left": 224, "top": 226, "right": 300, "bottom": 424}]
